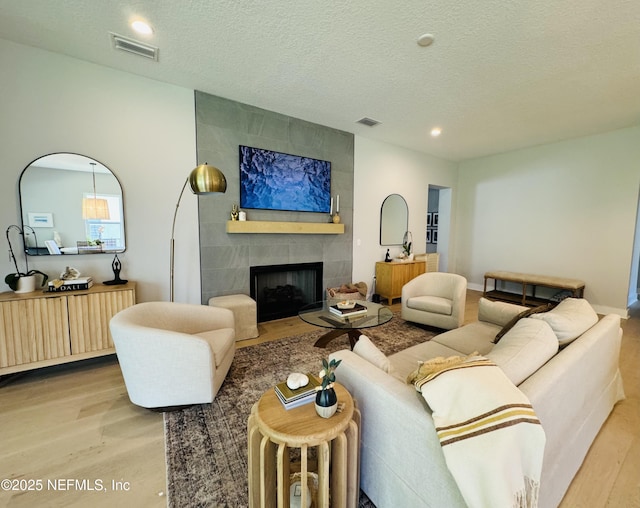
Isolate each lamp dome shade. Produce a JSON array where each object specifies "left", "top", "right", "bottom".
[{"left": 188, "top": 163, "right": 227, "bottom": 194}]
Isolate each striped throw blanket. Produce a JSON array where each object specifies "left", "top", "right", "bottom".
[{"left": 408, "top": 354, "right": 545, "bottom": 508}]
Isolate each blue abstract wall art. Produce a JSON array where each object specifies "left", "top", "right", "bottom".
[{"left": 239, "top": 145, "right": 331, "bottom": 213}]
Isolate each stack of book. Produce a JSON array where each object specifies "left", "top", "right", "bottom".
[
  {"left": 47, "top": 277, "right": 94, "bottom": 292},
  {"left": 274, "top": 374, "right": 321, "bottom": 410},
  {"left": 328, "top": 302, "right": 368, "bottom": 319}
]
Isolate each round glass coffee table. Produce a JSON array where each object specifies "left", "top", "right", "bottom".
[{"left": 298, "top": 300, "right": 393, "bottom": 348}]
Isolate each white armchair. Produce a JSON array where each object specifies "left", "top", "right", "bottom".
[
  {"left": 401, "top": 272, "right": 467, "bottom": 330},
  {"left": 109, "top": 301, "right": 236, "bottom": 408}
]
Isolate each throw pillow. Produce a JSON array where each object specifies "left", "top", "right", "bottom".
[
  {"left": 530, "top": 298, "right": 598, "bottom": 346},
  {"left": 353, "top": 334, "right": 392, "bottom": 373},
  {"left": 493, "top": 303, "right": 555, "bottom": 344},
  {"left": 487, "top": 318, "right": 558, "bottom": 385}
]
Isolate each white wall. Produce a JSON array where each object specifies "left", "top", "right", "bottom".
[
  {"left": 0, "top": 39, "right": 199, "bottom": 303},
  {"left": 629, "top": 188, "right": 640, "bottom": 306},
  {"left": 352, "top": 136, "right": 458, "bottom": 291},
  {"left": 456, "top": 126, "right": 640, "bottom": 317},
  {"left": 436, "top": 188, "right": 452, "bottom": 272}
]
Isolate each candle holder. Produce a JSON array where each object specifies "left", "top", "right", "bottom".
[{"left": 329, "top": 194, "right": 340, "bottom": 223}]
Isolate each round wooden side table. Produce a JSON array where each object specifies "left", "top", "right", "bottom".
[{"left": 247, "top": 382, "right": 360, "bottom": 508}]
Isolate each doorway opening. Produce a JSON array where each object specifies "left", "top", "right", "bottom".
[{"left": 427, "top": 185, "right": 451, "bottom": 272}]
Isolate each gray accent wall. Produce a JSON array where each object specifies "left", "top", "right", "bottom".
[{"left": 195, "top": 91, "right": 354, "bottom": 304}]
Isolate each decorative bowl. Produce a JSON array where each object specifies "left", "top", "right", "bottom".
[{"left": 337, "top": 300, "right": 356, "bottom": 310}]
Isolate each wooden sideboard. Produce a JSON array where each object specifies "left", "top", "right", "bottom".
[
  {"left": 375, "top": 260, "right": 426, "bottom": 305},
  {"left": 0, "top": 282, "right": 136, "bottom": 375}
]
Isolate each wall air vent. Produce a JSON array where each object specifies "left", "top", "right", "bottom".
[
  {"left": 110, "top": 33, "right": 159, "bottom": 61},
  {"left": 356, "top": 117, "right": 381, "bottom": 127}
]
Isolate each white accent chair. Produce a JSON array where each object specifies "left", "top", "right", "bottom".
[
  {"left": 109, "top": 301, "right": 236, "bottom": 408},
  {"left": 401, "top": 272, "right": 467, "bottom": 330}
]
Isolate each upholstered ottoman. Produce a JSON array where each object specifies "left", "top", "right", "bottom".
[{"left": 208, "top": 294, "right": 259, "bottom": 340}]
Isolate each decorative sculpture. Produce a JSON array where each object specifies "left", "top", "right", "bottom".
[
  {"left": 231, "top": 204, "right": 239, "bottom": 221},
  {"left": 103, "top": 254, "right": 128, "bottom": 285}
]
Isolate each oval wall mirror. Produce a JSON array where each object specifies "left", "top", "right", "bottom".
[
  {"left": 380, "top": 193, "right": 408, "bottom": 245},
  {"left": 19, "top": 153, "right": 126, "bottom": 255}
]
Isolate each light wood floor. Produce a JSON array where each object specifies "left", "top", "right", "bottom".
[{"left": 0, "top": 290, "right": 637, "bottom": 507}]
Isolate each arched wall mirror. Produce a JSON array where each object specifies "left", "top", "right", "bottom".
[
  {"left": 380, "top": 193, "right": 408, "bottom": 245},
  {"left": 19, "top": 153, "right": 126, "bottom": 255}
]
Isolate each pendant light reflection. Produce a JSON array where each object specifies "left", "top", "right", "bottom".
[{"left": 82, "top": 162, "right": 110, "bottom": 220}]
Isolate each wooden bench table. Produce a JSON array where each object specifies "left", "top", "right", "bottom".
[{"left": 483, "top": 271, "right": 585, "bottom": 307}]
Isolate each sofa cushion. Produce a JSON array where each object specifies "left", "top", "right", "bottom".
[
  {"left": 478, "top": 297, "right": 528, "bottom": 327},
  {"left": 487, "top": 318, "right": 558, "bottom": 385},
  {"left": 353, "top": 334, "right": 392, "bottom": 373},
  {"left": 407, "top": 295, "right": 452, "bottom": 315},
  {"left": 432, "top": 321, "right": 499, "bottom": 356},
  {"left": 530, "top": 298, "right": 598, "bottom": 346},
  {"left": 390, "top": 340, "right": 464, "bottom": 380},
  {"left": 493, "top": 303, "right": 555, "bottom": 343},
  {"left": 195, "top": 328, "right": 236, "bottom": 367}
]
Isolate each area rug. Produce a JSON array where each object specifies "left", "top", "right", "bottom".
[{"left": 164, "top": 314, "right": 435, "bottom": 507}]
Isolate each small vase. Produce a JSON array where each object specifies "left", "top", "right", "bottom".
[{"left": 315, "top": 387, "right": 338, "bottom": 418}]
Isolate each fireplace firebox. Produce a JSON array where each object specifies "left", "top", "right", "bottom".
[{"left": 250, "top": 262, "right": 323, "bottom": 322}]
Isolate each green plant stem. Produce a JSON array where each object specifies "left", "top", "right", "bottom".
[{"left": 6, "top": 225, "right": 23, "bottom": 274}]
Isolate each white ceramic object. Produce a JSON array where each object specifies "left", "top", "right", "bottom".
[
  {"left": 337, "top": 300, "right": 356, "bottom": 310},
  {"left": 15, "top": 275, "right": 37, "bottom": 293},
  {"left": 315, "top": 402, "right": 338, "bottom": 419},
  {"left": 286, "top": 372, "right": 309, "bottom": 390}
]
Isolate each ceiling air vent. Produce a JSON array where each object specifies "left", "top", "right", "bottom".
[
  {"left": 110, "top": 33, "right": 159, "bottom": 61},
  {"left": 356, "top": 117, "right": 381, "bottom": 127}
]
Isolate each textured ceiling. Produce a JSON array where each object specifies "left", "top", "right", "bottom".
[{"left": 1, "top": 0, "right": 639, "bottom": 161}]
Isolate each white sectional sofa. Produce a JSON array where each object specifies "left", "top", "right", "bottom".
[{"left": 330, "top": 297, "right": 625, "bottom": 508}]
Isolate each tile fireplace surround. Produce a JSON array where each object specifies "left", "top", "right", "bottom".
[{"left": 195, "top": 91, "right": 355, "bottom": 305}]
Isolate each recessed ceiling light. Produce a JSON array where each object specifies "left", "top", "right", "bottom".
[
  {"left": 430, "top": 127, "right": 442, "bottom": 137},
  {"left": 417, "top": 33, "right": 435, "bottom": 47},
  {"left": 131, "top": 20, "right": 153, "bottom": 36}
]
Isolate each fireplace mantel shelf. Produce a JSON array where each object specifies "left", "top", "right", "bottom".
[{"left": 226, "top": 220, "right": 344, "bottom": 235}]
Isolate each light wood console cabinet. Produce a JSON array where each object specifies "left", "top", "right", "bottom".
[
  {"left": 0, "top": 282, "right": 136, "bottom": 375},
  {"left": 375, "top": 260, "right": 426, "bottom": 305}
]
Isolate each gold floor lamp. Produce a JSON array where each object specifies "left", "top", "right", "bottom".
[{"left": 170, "top": 163, "right": 227, "bottom": 302}]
